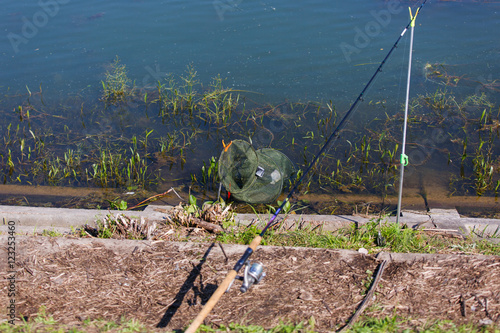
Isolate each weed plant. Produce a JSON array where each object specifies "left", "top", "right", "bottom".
[
  {"left": 84, "top": 213, "right": 157, "bottom": 240},
  {"left": 343, "top": 315, "right": 495, "bottom": 333},
  {"left": 101, "top": 56, "right": 133, "bottom": 104},
  {"left": 2, "top": 308, "right": 496, "bottom": 333},
  {"left": 199, "top": 318, "right": 317, "bottom": 332},
  {"left": 152, "top": 64, "right": 240, "bottom": 127},
  {"left": 0, "top": 306, "right": 150, "bottom": 333}
]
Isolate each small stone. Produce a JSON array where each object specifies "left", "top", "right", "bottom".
[
  {"left": 298, "top": 290, "right": 313, "bottom": 301},
  {"left": 358, "top": 248, "right": 368, "bottom": 255},
  {"left": 479, "top": 318, "right": 493, "bottom": 326}
]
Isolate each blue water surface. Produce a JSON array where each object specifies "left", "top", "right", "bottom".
[{"left": 2, "top": 0, "right": 499, "bottom": 108}]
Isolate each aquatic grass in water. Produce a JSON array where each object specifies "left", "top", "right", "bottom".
[
  {"left": 315, "top": 133, "right": 400, "bottom": 195},
  {"left": 1, "top": 58, "right": 500, "bottom": 209},
  {"left": 1, "top": 63, "right": 230, "bottom": 192},
  {"left": 101, "top": 56, "right": 133, "bottom": 104},
  {"left": 371, "top": 88, "right": 500, "bottom": 197},
  {"left": 153, "top": 65, "right": 241, "bottom": 127},
  {"left": 0, "top": 120, "right": 162, "bottom": 189}
]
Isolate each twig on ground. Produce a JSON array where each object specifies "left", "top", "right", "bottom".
[
  {"left": 192, "top": 218, "right": 223, "bottom": 234},
  {"left": 338, "top": 260, "right": 388, "bottom": 332},
  {"left": 218, "top": 242, "right": 229, "bottom": 263},
  {"left": 128, "top": 188, "right": 180, "bottom": 210}
]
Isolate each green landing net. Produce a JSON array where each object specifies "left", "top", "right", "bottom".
[{"left": 218, "top": 140, "right": 295, "bottom": 204}]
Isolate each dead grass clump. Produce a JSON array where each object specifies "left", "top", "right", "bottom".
[
  {"left": 165, "top": 201, "right": 233, "bottom": 234},
  {"left": 84, "top": 213, "right": 158, "bottom": 240}
]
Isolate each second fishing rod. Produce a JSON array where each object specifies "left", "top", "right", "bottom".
[{"left": 185, "top": 1, "right": 427, "bottom": 331}]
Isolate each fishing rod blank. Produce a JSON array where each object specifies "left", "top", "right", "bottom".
[
  {"left": 185, "top": 1, "right": 427, "bottom": 331},
  {"left": 262, "top": 0, "right": 427, "bottom": 236}
]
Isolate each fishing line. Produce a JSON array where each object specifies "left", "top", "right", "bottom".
[
  {"left": 185, "top": 1, "right": 427, "bottom": 331},
  {"left": 396, "top": 25, "right": 410, "bottom": 107},
  {"left": 262, "top": 0, "right": 428, "bottom": 235},
  {"left": 301, "top": 61, "right": 386, "bottom": 205}
]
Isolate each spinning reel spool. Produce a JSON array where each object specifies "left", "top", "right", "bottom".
[{"left": 227, "top": 261, "right": 266, "bottom": 293}]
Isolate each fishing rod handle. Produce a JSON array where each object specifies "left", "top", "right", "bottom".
[
  {"left": 185, "top": 236, "right": 262, "bottom": 333},
  {"left": 184, "top": 269, "right": 238, "bottom": 333},
  {"left": 248, "top": 235, "right": 262, "bottom": 251}
]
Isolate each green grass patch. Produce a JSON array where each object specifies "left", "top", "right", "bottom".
[
  {"left": 2, "top": 309, "right": 498, "bottom": 333},
  {"left": 217, "top": 218, "right": 500, "bottom": 256},
  {"left": 40, "top": 229, "right": 64, "bottom": 237},
  {"left": 0, "top": 308, "right": 150, "bottom": 333},
  {"left": 344, "top": 315, "right": 499, "bottom": 333},
  {"left": 199, "top": 318, "right": 316, "bottom": 332}
]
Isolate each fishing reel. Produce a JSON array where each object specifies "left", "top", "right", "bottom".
[{"left": 227, "top": 261, "right": 266, "bottom": 293}]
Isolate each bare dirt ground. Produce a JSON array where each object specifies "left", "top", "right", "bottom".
[{"left": 1, "top": 236, "right": 500, "bottom": 332}]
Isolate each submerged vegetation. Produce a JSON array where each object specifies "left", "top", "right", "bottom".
[{"left": 0, "top": 57, "right": 499, "bottom": 209}]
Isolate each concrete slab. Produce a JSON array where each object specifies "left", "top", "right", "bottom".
[
  {"left": 463, "top": 218, "right": 500, "bottom": 238},
  {"left": 1, "top": 205, "right": 500, "bottom": 243},
  {"left": 375, "top": 251, "right": 497, "bottom": 263},
  {"left": 3, "top": 236, "right": 498, "bottom": 263},
  {"left": 0, "top": 205, "right": 168, "bottom": 228},
  {"left": 428, "top": 208, "right": 466, "bottom": 231}
]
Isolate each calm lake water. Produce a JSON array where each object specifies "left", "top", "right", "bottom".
[
  {"left": 2, "top": 0, "right": 499, "bottom": 104},
  {"left": 1, "top": 0, "right": 500, "bottom": 208}
]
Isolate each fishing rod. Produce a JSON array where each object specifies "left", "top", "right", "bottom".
[{"left": 185, "top": 1, "right": 427, "bottom": 331}]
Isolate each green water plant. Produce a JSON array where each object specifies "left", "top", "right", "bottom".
[
  {"left": 200, "top": 74, "right": 240, "bottom": 125},
  {"left": 152, "top": 64, "right": 241, "bottom": 129},
  {"left": 101, "top": 56, "right": 133, "bottom": 104}
]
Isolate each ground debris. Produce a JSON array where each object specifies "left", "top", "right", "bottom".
[
  {"left": 2, "top": 237, "right": 500, "bottom": 332},
  {"left": 164, "top": 201, "right": 232, "bottom": 234}
]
